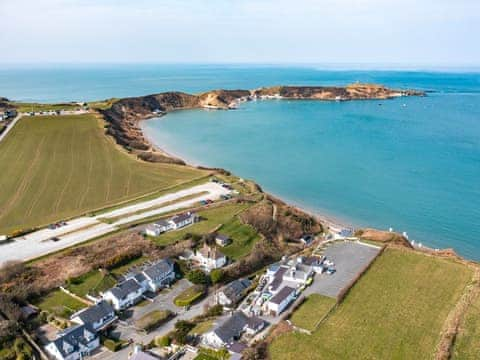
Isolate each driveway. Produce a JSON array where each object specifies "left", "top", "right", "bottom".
[
  {"left": 305, "top": 241, "right": 381, "bottom": 298},
  {"left": 112, "top": 279, "right": 215, "bottom": 346}
]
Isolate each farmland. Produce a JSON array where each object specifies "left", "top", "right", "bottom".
[
  {"left": 0, "top": 114, "right": 205, "bottom": 235},
  {"left": 452, "top": 290, "right": 480, "bottom": 359},
  {"left": 269, "top": 248, "right": 473, "bottom": 360}
]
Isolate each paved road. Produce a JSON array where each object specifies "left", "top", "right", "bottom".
[
  {"left": 0, "top": 183, "right": 230, "bottom": 265},
  {"left": 0, "top": 115, "right": 21, "bottom": 143}
]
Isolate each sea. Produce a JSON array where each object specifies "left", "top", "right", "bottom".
[{"left": 1, "top": 64, "right": 479, "bottom": 259}]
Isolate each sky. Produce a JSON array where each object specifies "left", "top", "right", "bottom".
[{"left": 0, "top": 0, "right": 479, "bottom": 66}]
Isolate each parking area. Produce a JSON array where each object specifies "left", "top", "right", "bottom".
[{"left": 305, "top": 241, "right": 381, "bottom": 298}]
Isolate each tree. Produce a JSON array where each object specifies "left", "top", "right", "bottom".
[
  {"left": 210, "top": 269, "right": 224, "bottom": 284},
  {"left": 187, "top": 270, "right": 210, "bottom": 285}
]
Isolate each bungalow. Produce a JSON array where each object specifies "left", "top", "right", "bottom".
[
  {"left": 202, "top": 312, "right": 265, "bottom": 348},
  {"left": 215, "top": 233, "right": 231, "bottom": 247},
  {"left": 102, "top": 278, "right": 144, "bottom": 311},
  {"left": 194, "top": 243, "right": 227, "bottom": 272},
  {"left": 170, "top": 211, "right": 197, "bottom": 230},
  {"left": 133, "top": 258, "right": 175, "bottom": 292},
  {"left": 70, "top": 301, "right": 117, "bottom": 332},
  {"left": 45, "top": 324, "right": 100, "bottom": 360},
  {"left": 144, "top": 220, "right": 172, "bottom": 237},
  {"left": 216, "top": 278, "right": 252, "bottom": 307},
  {"left": 266, "top": 286, "right": 296, "bottom": 316}
]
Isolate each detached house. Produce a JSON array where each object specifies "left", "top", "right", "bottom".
[
  {"left": 45, "top": 324, "right": 99, "bottom": 360},
  {"left": 102, "top": 278, "right": 144, "bottom": 311},
  {"left": 266, "top": 286, "right": 296, "bottom": 316},
  {"left": 217, "top": 278, "right": 252, "bottom": 307},
  {"left": 202, "top": 312, "right": 265, "bottom": 349},
  {"left": 194, "top": 243, "right": 227, "bottom": 272},
  {"left": 70, "top": 301, "right": 116, "bottom": 332},
  {"left": 144, "top": 212, "right": 197, "bottom": 236}
]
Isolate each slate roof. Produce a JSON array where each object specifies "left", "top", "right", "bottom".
[
  {"left": 269, "top": 286, "right": 295, "bottom": 305},
  {"left": 245, "top": 316, "right": 264, "bottom": 330},
  {"left": 213, "top": 312, "right": 248, "bottom": 343},
  {"left": 171, "top": 212, "right": 195, "bottom": 225},
  {"left": 155, "top": 219, "right": 170, "bottom": 227},
  {"left": 215, "top": 233, "right": 230, "bottom": 241},
  {"left": 51, "top": 324, "right": 97, "bottom": 358},
  {"left": 72, "top": 301, "right": 114, "bottom": 327},
  {"left": 221, "top": 278, "right": 252, "bottom": 303},
  {"left": 227, "top": 341, "right": 247, "bottom": 354},
  {"left": 109, "top": 278, "right": 142, "bottom": 300},
  {"left": 143, "top": 258, "right": 173, "bottom": 280},
  {"left": 269, "top": 266, "right": 287, "bottom": 291},
  {"left": 134, "top": 273, "right": 147, "bottom": 283}
]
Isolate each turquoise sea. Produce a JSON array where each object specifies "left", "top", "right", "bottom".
[{"left": 1, "top": 65, "right": 479, "bottom": 259}]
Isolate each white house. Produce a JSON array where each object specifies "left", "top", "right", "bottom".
[
  {"left": 170, "top": 212, "right": 197, "bottom": 230},
  {"left": 45, "top": 324, "right": 100, "bottom": 360},
  {"left": 144, "top": 220, "right": 172, "bottom": 237},
  {"left": 202, "top": 312, "right": 265, "bottom": 349},
  {"left": 194, "top": 243, "right": 227, "bottom": 272},
  {"left": 102, "top": 278, "right": 144, "bottom": 311},
  {"left": 70, "top": 301, "right": 116, "bottom": 332},
  {"left": 266, "top": 286, "right": 296, "bottom": 316},
  {"left": 130, "top": 258, "right": 175, "bottom": 292}
]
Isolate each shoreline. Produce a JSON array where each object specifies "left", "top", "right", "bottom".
[{"left": 140, "top": 118, "right": 359, "bottom": 232}]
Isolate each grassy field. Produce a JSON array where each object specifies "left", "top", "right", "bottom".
[
  {"left": 269, "top": 248, "right": 473, "bottom": 360},
  {"left": 152, "top": 203, "right": 251, "bottom": 247},
  {"left": 219, "top": 218, "right": 261, "bottom": 260},
  {"left": 189, "top": 320, "right": 214, "bottom": 335},
  {"left": 0, "top": 114, "right": 205, "bottom": 235},
  {"left": 452, "top": 291, "right": 480, "bottom": 359},
  {"left": 66, "top": 270, "right": 116, "bottom": 297},
  {"left": 33, "top": 289, "right": 86, "bottom": 318},
  {"left": 174, "top": 285, "right": 205, "bottom": 307},
  {"left": 289, "top": 294, "right": 335, "bottom": 332},
  {"left": 11, "top": 102, "right": 81, "bottom": 113}
]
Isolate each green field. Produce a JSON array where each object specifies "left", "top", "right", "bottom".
[
  {"left": 452, "top": 291, "right": 480, "bottom": 359},
  {"left": 289, "top": 294, "right": 335, "bottom": 332},
  {"left": 269, "top": 248, "right": 473, "bottom": 360},
  {"left": 33, "top": 289, "right": 86, "bottom": 318},
  {"left": 66, "top": 270, "right": 116, "bottom": 297},
  {"left": 0, "top": 114, "right": 205, "bottom": 235},
  {"left": 11, "top": 102, "right": 81, "bottom": 113},
  {"left": 219, "top": 218, "right": 261, "bottom": 260}
]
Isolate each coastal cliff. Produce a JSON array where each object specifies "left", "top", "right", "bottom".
[{"left": 100, "top": 84, "right": 425, "bottom": 163}]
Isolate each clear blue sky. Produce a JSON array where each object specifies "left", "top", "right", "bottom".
[{"left": 1, "top": 0, "right": 479, "bottom": 66}]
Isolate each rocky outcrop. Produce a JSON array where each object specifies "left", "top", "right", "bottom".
[{"left": 100, "top": 84, "right": 425, "bottom": 163}]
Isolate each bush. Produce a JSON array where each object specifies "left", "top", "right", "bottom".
[
  {"left": 155, "top": 335, "right": 171, "bottom": 347},
  {"left": 172, "top": 320, "right": 194, "bottom": 345},
  {"left": 103, "top": 338, "right": 123, "bottom": 352},
  {"left": 174, "top": 285, "right": 205, "bottom": 307},
  {"left": 210, "top": 269, "right": 224, "bottom": 284},
  {"left": 187, "top": 270, "right": 210, "bottom": 285},
  {"left": 103, "top": 250, "right": 142, "bottom": 270},
  {"left": 135, "top": 310, "right": 173, "bottom": 332}
]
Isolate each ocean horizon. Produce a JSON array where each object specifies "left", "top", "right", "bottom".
[{"left": 1, "top": 65, "right": 480, "bottom": 259}]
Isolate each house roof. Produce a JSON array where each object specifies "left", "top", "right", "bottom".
[
  {"left": 51, "top": 324, "right": 97, "bottom": 358},
  {"left": 198, "top": 244, "right": 225, "bottom": 260},
  {"left": 227, "top": 341, "right": 247, "bottom": 354},
  {"left": 300, "top": 256, "right": 322, "bottom": 266},
  {"left": 246, "top": 316, "right": 264, "bottom": 330},
  {"left": 269, "top": 286, "right": 295, "bottom": 305},
  {"left": 143, "top": 258, "right": 173, "bottom": 280},
  {"left": 72, "top": 301, "right": 114, "bottom": 326},
  {"left": 134, "top": 273, "right": 147, "bottom": 283},
  {"left": 221, "top": 278, "right": 252, "bottom": 303},
  {"left": 108, "top": 278, "right": 142, "bottom": 300},
  {"left": 213, "top": 312, "right": 248, "bottom": 343},
  {"left": 269, "top": 267, "right": 288, "bottom": 291},
  {"left": 171, "top": 212, "right": 195, "bottom": 225},
  {"left": 155, "top": 219, "right": 170, "bottom": 227},
  {"left": 215, "top": 233, "right": 230, "bottom": 241}
]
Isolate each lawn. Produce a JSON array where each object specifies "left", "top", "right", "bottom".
[
  {"left": 269, "top": 248, "right": 473, "bottom": 360},
  {"left": 0, "top": 114, "right": 205, "bottom": 235},
  {"left": 189, "top": 320, "right": 214, "bottom": 335},
  {"left": 66, "top": 270, "right": 116, "bottom": 297},
  {"left": 153, "top": 203, "right": 251, "bottom": 247},
  {"left": 33, "top": 289, "right": 86, "bottom": 318},
  {"left": 135, "top": 310, "right": 173, "bottom": 332},
  {"left": 452, "top": 290, "right": 480, "bottom": 359},
  {"left": 289, "top": 294, "right": 335, "bottom": 332},
  {"left": 11, "top": 102, "right": 80, "bottom": 113},
  {"left": 218, "top": 218, "right": 261, "bottom": 260},
  {"left": 174, "top": 285, "right": 205, "bottom": 307}
]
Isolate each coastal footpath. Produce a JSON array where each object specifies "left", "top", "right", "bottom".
[{"left": 100, "top": 84, "right": 425, "bottom": 163}]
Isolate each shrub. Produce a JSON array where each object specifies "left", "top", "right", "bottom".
[
  {"left": 174, "top": 285, "right": 205, "bottom": 307},
  {"left": 155, "top": 335, "right": 171, "bottom": 347},
  {"left": 104, "top": 250, "right": 142, "bottom": 270},
  {"left": 103, "top": 338, "right": 123, "bottom": 352},
  {"left": 172, "top": 320, "right": 194, "bottom": 345},
  {"left": 210, "top": 269, "right": 224, "bottom": 284},
  {"left": 187, "top": 270, "right": 209, "bottom": 285}
]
